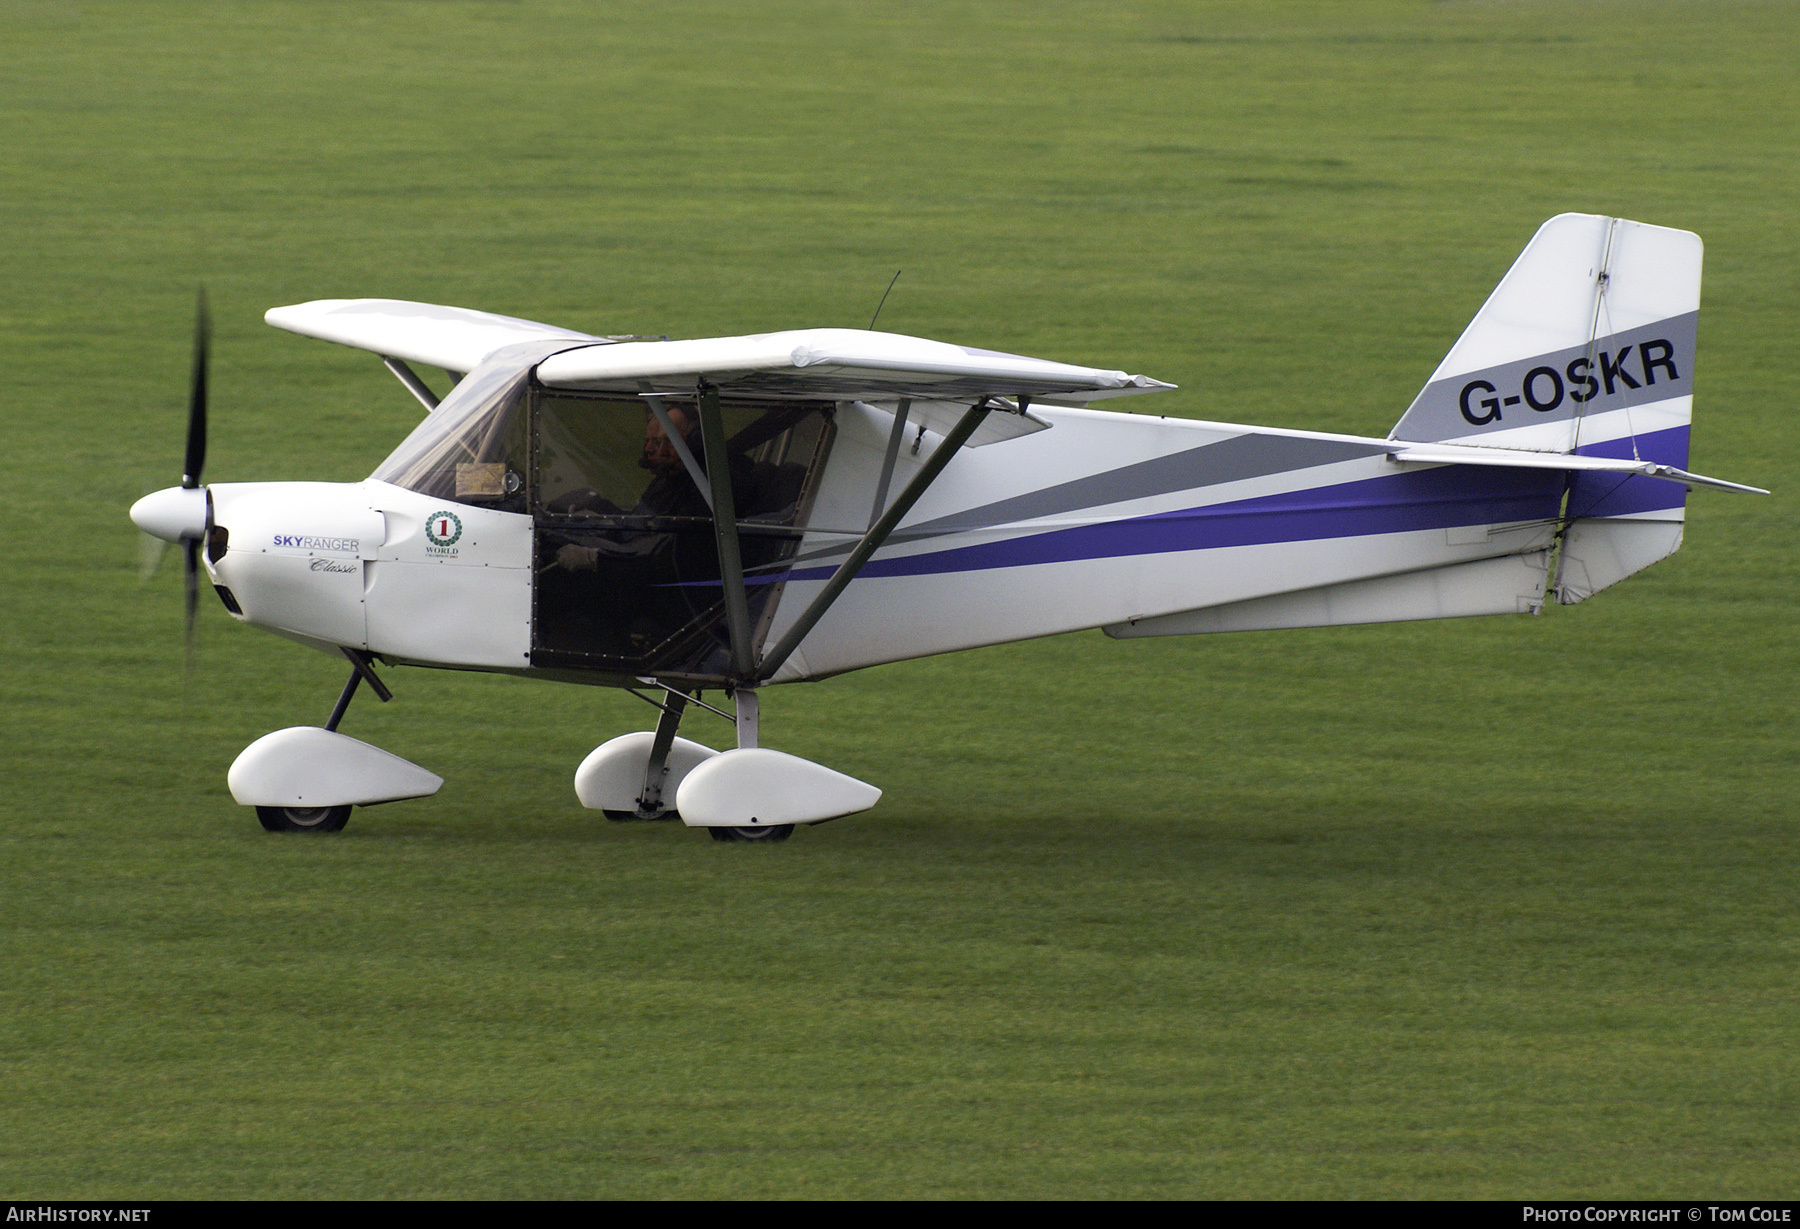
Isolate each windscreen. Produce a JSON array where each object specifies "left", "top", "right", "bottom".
[{"left": 370, "top": 339, "right": 587, "bottom": 510}]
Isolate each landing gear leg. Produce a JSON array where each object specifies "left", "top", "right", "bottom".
[
  {"left": 325, "top": 649, "right": 392, "bottom": 732},
  {"left": 629, "top": 690, "right": 688, "bottom": 820},
  {"left": 707, "top": 687, "right": 796, "bottom": 842},
  {"left": 253, "top": 650, "right": 394, "bottom": 835},
  {"left": 733, "top": 687, "right": 758, "bottom": 749}
]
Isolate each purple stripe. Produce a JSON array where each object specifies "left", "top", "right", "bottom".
[
  {"left": 725, "top": 465, "right": 1566, "bottom": 586},
  {"left": 1575, "top": 422, "right": 1690, "bottom": 467},
  {"left": 1569, "top": 424, "right": 1690, "bottom": 517},
  {"left": 676, "top": 429, "right": 1688, "bottom": 593}
]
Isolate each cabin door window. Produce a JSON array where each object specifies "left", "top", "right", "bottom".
[{"left": 528, "top": 390, "right": 831, "bottom": 678}]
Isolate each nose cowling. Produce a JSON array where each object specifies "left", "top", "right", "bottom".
[{"left": 131, "top": 486, "right": 209, "bottom": 543}]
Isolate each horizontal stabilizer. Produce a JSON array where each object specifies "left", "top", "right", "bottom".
[
  {"left": 266, "top": 299, "right": 601, "bottom": 372},
  {"left": 1389, "top": 443, "right": 1766, "bottom": 494}
]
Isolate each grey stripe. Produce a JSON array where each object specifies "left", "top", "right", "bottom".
[
  {"left": 906, "top": 432, "right": 1386, "bottom": 534},
  {"left": 1392, "top": 311, "right": 1697, "bottom": 443},
  {"left": 763, "top": 432, "right": 1387, "bottom": 572}
]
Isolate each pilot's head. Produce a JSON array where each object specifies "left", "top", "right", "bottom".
[{"left": 641, "top": 403, "right": 695, "bottom": 475}]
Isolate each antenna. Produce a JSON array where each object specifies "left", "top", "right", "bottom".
[{"left": 867, "top": 269, "right": 902, "bottom": 331}]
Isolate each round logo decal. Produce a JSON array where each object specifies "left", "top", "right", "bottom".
[{"left": 425, "top": 510, "right": 464, "bottom": 547}]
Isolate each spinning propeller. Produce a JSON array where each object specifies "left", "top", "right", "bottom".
[{"left": 131, "top": 293, "right": 214, "bottom": 666}]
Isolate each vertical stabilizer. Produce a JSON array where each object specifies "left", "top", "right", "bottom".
[
  {"left": 1390, "top": 214, "right": 1700, "bottom": 459},
  {"left": 1391, "top": 214, "right": 1703, "bottom": 604}
]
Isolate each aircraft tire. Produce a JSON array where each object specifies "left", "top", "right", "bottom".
[
  {"left": 256, "top": 804, "right": 351, "bottom": 833},
  {"left": 707, "top": 824, "right": 794, "bottom": 843},
  {"left": 602, "top": 809, "right": 680, "bottom": 822}
]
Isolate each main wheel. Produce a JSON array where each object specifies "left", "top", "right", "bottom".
[
  {"left": 603, "top": 808, "right": 680, "bottom": 822},
  {"left": 256, "top": 804, "right": 351, "bottom": 833},
  {"left": 707, "top": 824, "right": 794, "bottom": 842}
]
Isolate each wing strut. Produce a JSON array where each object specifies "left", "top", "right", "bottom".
[
  {"left": 639, "top": 383, "right": 713, "bottom": 512},
  {"left": 868, "top": 398, "right": 912, "bottom": 530},
  {"left": 756, "top": 398, "right": 994, "bottom": 683},
  {"left": 696, "top": 380, "right": 754, "bottom": 677},
  {"left": 380, "top": 356, "right": 441, "bottom": 412}
]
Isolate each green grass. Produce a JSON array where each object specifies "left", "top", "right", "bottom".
[{"left": 2, "top": 0, "right": 1796, "bottom": 1199}]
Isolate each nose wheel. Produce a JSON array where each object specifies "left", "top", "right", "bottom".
[
  {"left": 256, "top": 804, "right": 352, "bottom": 833},
  {"left": 236, "top": 652, "right": 424, "bottom": 835}
]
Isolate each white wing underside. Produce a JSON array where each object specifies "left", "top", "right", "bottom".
[
  {"left": 266, "top": 300, "right": 1175, "bottom": 408},
  {"left": 265, "top": 299, "right": 603, "bottom": 373},
  {"left": 532, "top": 328, "right": 1175, "bottom": 405}
]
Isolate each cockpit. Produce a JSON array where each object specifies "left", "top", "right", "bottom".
[{"left": 371, "top": 342, "right": 834, "bottom": 679}]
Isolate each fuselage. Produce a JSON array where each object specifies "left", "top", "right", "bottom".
[{"left": 139, "top": 380, "right": 1670, "bottom": 688}]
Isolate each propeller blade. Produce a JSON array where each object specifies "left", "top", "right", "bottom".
[
  {"left": 182, "top": 290, "right": 209, "bottom": 489},
  {"left": 138, "top": 531, "right": 169, "bottom": 583},
  {"left": 183, "top": 538, "right": 201, "bottom": 676}
]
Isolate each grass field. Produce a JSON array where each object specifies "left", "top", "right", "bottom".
[{"left": 2, "top": 0, "right": 1797, "bottom": 1199}]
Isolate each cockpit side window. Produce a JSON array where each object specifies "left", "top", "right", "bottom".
[
  {"left": 534, "top": 394, "right": 684, "bottom": 519},
  {"left": 529, "top": 390, "right": 834, "bottom": 677},
  {"left": 531, "top": 393, "right": 823, "bottom": 524}
]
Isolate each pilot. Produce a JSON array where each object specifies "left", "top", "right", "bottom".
[
  {"left": 632, "top": 403, "right": 719, "bottom": 520},
  {"left": 538, "top": 402, "right": 786, "bottom": 660},
  {"left": 551, "top": 402, "right": 754, "bottom": 572}
]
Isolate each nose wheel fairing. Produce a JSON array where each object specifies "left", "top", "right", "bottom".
[
  {"left": 227, "top": 726, "right": 442, "bottom": 810},
  {"left": 227, "top": 651, "right": 438, "bottom": 833}
]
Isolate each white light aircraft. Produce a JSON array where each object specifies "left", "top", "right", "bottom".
[{"left": 132, "top": 214, "right": 1764, "bottom": 840}]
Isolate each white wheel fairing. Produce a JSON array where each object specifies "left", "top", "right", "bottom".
[
  {"left": 674, "top": 748, "right": 880, "bottom": 827},
  {"left": 228, "top": 727, "right": 443, "bottom": 808},
  {"left": 574, "top": 733, "right": 721, "bottom": 812}
]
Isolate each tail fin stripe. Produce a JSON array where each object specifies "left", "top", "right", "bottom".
[{"left": 1391, "top": 311, "right": 1696, "bottom": 444}]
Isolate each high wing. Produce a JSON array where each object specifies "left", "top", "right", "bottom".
[
  {"left": 266, "top": 303, "right": 1176, "bottom": 410},
  {"left": 268, "top": 301, "right": 1179, "bottom": 442},
  {"left": 265, "top": 299, "right": 604, "bottom": 374},
  {"left": 532, "top": 327, "right": 1175, "bottom": 405}
]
